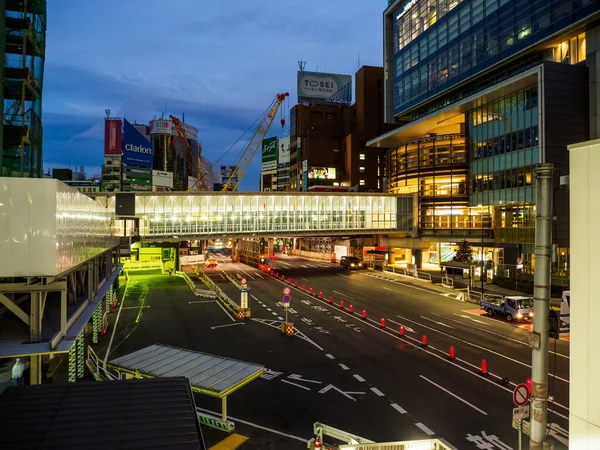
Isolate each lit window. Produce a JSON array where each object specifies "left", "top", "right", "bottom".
[
  {"left": 359, "top": 167, "right": 365, "bottom": 172},
  {"left": 360, "top": 180, "right": 365, "bottom": 186},
  {"left": 378, "top": 179, "right": 381, "bottom": 189},
  {"left": 359, "top": 154, "right": 366, "bottom": 160}
]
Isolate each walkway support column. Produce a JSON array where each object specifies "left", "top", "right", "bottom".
[{"left": 530, "top": 163, "right": 554, "bottom": 449}]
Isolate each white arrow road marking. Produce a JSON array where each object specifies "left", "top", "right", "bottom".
[
  {"left": 419, "top": 316, "right": 455, "bottom": 329},
  {"left": 288, "top": 374, "right": 322, "bottom": 384},
  {"left": 281, "top": 379, "right": 311, "bottom": 390},
  {"left": 318, "top": 384, "right": 365, "bottom": 401},
  {"left": 211, "top": 323, "right": 245, "bottom": 330}
]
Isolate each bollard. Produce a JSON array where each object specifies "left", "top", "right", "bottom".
[
  {"left": 480, "top": 359, "right": 488, "bottom": 375},
  {"left": 399, "top": 325, "right": 405, "bottom": 336},
  {"left": 449, "top": 346, "right": 455, "bottom": 359},
  {"left": 340, "top": 300, "right": 345, "bottom": 309},
  {"left": 319, "top": 291, "right": 323, "bottom": 299},
  {"left": 302, "top": 284, "right": 305, "bottom": 291},
  {"left": 380, "top": 318, "right": 386, "bottom": 328},
  {"left": 362, "top": 310, "right": 367, "bottom": 320},
  {"left": 294, "top": 281, "right": 298, "bottom": 287},
  {"left": 349, "top": 304, "right": 354, "bottom": 313},
  {"left": 281, "top": 275, "right": 285, "bottom": 280},
  {"left": 309, "top": 287, "right": 313, "bottom": 295},
  {"left": 421, "top": 334, "right": 427, "bottom": 347},
  {"left": 329, "top": 295, "right": 333, "bottom": 304},
  {"left": 288, "top": 278, "right": 291, "bottom": 284}
]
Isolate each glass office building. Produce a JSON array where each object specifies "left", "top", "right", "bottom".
[{"left": 370, "top": 0, "right": 600, "bottom": 276}]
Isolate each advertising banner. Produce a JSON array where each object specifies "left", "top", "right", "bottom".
[
  {"left": 221, "top": 165, "right": 238, "bottom": 186},
  {"left": 297, "top": 71, "right": 352, "bottom": 104},
  {"left": 104, "top": 119, "right": 122, "bottom": 155},
  {"left": 123, "top": 119, "right": 153, "bottom": 167},
  {"left": 262, "top": 137, "right": 278, "bottom": 172},
  {"left": 308, "top": 167, "right": 337, "bottom": 180},
  {"left": 278, "top": 137, "right": 290, "bottom": 165},
  {"left": 152, "top": 170, "right": 173, "bottom": 190},
  {"left": 302, "top": 160, "right": 308, "bottom": 192}
]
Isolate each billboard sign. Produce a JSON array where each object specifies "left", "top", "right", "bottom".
[
  {"left": 152, "top": 170, "right": 173, "bottom": 190},
  {"left": 308, "top": 167, "right": 337, "bottom": 180},
  {"left": 149, "top": 120, "right": 172, "bottom": 135},
  {"left": 221, "top": 165, "right": 238, "bottom": 186},
  {"left": 262, "top": 137, "right": 278, "bottom": 172},
  {"left": 123, "top": 119, "right": 153, "bottom": 167},
  {"left": 302, "top": 160, "right": 308, "bottom": 192},
  {"left": 297, "top": 71, "right": 352, "bottom": 104},
  {"left": 278, "top": 137, "right": 290, "bottom": 166},
  {"left": 104, "top": 119, "right": 122, "bottom": 155}
]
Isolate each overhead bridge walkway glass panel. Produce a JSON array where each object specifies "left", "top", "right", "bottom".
[{"left": 96, "top": 192, "right": 414, "bottom": 238}]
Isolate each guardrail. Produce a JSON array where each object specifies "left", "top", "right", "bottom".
[
  {"left": 86, "top": 346, "right": 123, "bottom": 381},
  {"left": 176, "top": 271, "right": 217, "bottom": 298},
  {"left": 483, "top": 293, "right": 504, "bottom": 302},
  {"left": 201, "top": 272, "right": 240, "bottom": 315},
  {"left": 416, "top": 271, "right": 432, "bottom": 282},
  {"left": 382, "top": 265, "right": 433, "bottom": 283},
  {"left": 338, "top": 439, "right": 458, "bottom": 450},
  {"left": 290, "top": 250, "right": 335, "bottom": 263},
  {"left": 441, "top": 276, "right": 454, "bottom": 288},
  {"left": 226, "top": 273, "right": 251, "bottom": 291},
  {"left": 466, "top": 288, "right": 483, "bottom": 304}
]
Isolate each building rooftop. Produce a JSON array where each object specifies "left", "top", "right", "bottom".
[{"left": 0, "top": 377, "right": 206, "bottom": 450}]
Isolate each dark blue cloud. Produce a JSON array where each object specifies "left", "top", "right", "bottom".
[{"left": 43, "top": 0, "right": 384, "bottom": 189}]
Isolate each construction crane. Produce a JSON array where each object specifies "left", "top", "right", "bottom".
[
  {"left": 169, "top": 115, "right": 209, "bottom": 191},
  {"left": 221, "top": 92, "right": 289, "bottom": 191}
]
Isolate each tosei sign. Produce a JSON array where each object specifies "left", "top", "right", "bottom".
[
  {"left": 297, "top": 71, "right": 352, "bottom": 104},
  {"left": 123, "top": 119, "right": 153, "bottom": 167}
]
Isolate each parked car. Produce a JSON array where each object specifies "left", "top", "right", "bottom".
[
  {"left": 204, "top": 259, "right": 218, "bottom": 268},
  {"left": 340, "top": 256, "right": 363, "bottom": 270}
]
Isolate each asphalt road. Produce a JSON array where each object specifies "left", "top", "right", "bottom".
[{"left": 98, "top": 254, "right": 570, "bottom": 449}]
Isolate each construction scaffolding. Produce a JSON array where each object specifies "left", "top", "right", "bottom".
[{"left": 1, "top": 0, "right": 47, "bottom": 178}]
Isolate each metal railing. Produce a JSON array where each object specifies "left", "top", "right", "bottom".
[
  {"left": 441, "top": 276, "right": 454, "bottom": 288},
  {"left": 122, "top": 260, "right": 163, "bottom": 271},
  {"left": 86, "top": 346, "right": 123, "bottom": 381},
  {"left": 201, "top": 272, "right": 239, "bottom": 314},
  {"left": 416, "top": 271, "right": 432, "bottom": 282},
  {"left": 338, "top": 439, "right": 458, "bottom": 450}
]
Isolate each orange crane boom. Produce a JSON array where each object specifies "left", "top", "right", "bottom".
[{"left": 221, "top": 92, "right": 289, "bottom": 191}]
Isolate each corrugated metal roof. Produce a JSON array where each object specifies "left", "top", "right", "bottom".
[
  {"left": 0, "top": 377, "right": 206, "bottom": 450},
  {"left": 109, "top": 344, "right": 264, "bottom": 398}
]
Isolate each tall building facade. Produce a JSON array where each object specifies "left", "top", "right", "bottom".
[
  {"left": 1, "top": 0, "right": 46, "bottom": 178},
  {"left": 370, "top": 0, "right": 600, "bottom": 276},
  {"left": 149, "top": 119, "right": 200, "bottom": 191}
]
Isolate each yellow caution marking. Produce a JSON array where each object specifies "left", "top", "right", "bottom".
[{"left": 208, "top": 433, "right": 249, "bottom": 450}]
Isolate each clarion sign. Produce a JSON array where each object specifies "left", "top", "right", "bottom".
[{"left": 125, "top": 143, "right": 151, "bottom": 154}]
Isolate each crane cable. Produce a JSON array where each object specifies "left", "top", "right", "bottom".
[{"left": 203, "top": 96, "right": 278, "bottom": 176}]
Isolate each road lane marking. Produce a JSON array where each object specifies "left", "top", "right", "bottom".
[
  {"left": 339, "top": 364, "right": 349, "bottom": 370},
  {"left": 288, "top": 374, "right": 322, "bottom": 384},
  {"left": 278, "top": 316, "right": 284, "bottom": 320},
  {"left": 188, "top": 301, "right": 216, "bottom": 304},
  {"left": 251, "top": 295, "right": 259, "bottom": 300},
  {"left": 419, "top": 315, "right": 455, "bottom": 329},
  {"left": 266, "top": 308, "right": 272, "bottom": 311},
  {"left": 240, "top": 269, "right": 255, "bottom": 279},
  {"left": 301, "top": 278, "right": 309, "bottom": 281},
  {"left": 336, "top": 273, "right": 351, "bottom": 278},
  {"left": 386, "top": 318, "right": 415, "bottom": 333},
  {"left": 419, "top": 375, "right": 487, "bottom": 415},
  {"left": 398, "top": 315, "right": 570, "bottom": 383},
  {"left": 216, "top": 301, "right": 237, "bottom": 322},
  {"left": 105, "top": 276, "right": 130, "bottom": 361},
  {"left": 254, "top": 272, "right": 264, "bottom": 279},
  {"left": 196, "top": 407, "right": 308, "bottom": 443},
  {"left": 353, "top": 374, "right": 366, "bottom": 382},
  {"left": 415, "top": 422, "right": 435, "bottom": 436},
  {"left": 370, "top": 387, "right": 385, "bottom": 397},
  {"left": 442, "top": 313, "right": 569, "bottom": 359},
  {"left": 211, "top": 323, "right": 245, "bottom": 330},
  {"left": 326, "top": 354, "right": 335, "bottom": 360},
  {"left": 271, "top": 312, "right": 278, "bottom": 316},
  {"left": 208, "top": 433, "right": 248, "bottom": 450},
  {"left": 383, "top": 287, "right": 393, "bottom": 291},
  {"left": 333, "top": 290, "right": 354, "bottom": 299},
  {"left": 220, "top": 274, "right": 226, "bottom": 279},
  {"left": 301, "top": 265, "right": 309, "bottom": 268},
  {"left": 391, "top": 403, "right": 407, "bottom": 414},
  {"left": 281, "top": 379, "right": 311, "bottom": 390}
]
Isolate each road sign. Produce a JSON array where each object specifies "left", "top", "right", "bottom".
[
  {"left": 283, "top": 295, "right": 291, "bottom": 303},
  {"left": 513, "top": 383, "right": 529, "bottom": 406},
  {"left": 240, "top": 278, "right": 247, "bottom": 285},
  {"left": 512, "top": 419, "right": 531, "bottom": 436},
  {"left": 513, "top": 405, "right": 529, "bottom": 420},
  {"left": 283, "top": 287, "right": 291, "bottom": 295},
  {"left": 241, "top": 291, "right": 248, "bottom": 309}
]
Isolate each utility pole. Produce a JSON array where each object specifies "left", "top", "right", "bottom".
[{"left": 530, "top": 163, "right": 554, "bottom": 449}]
